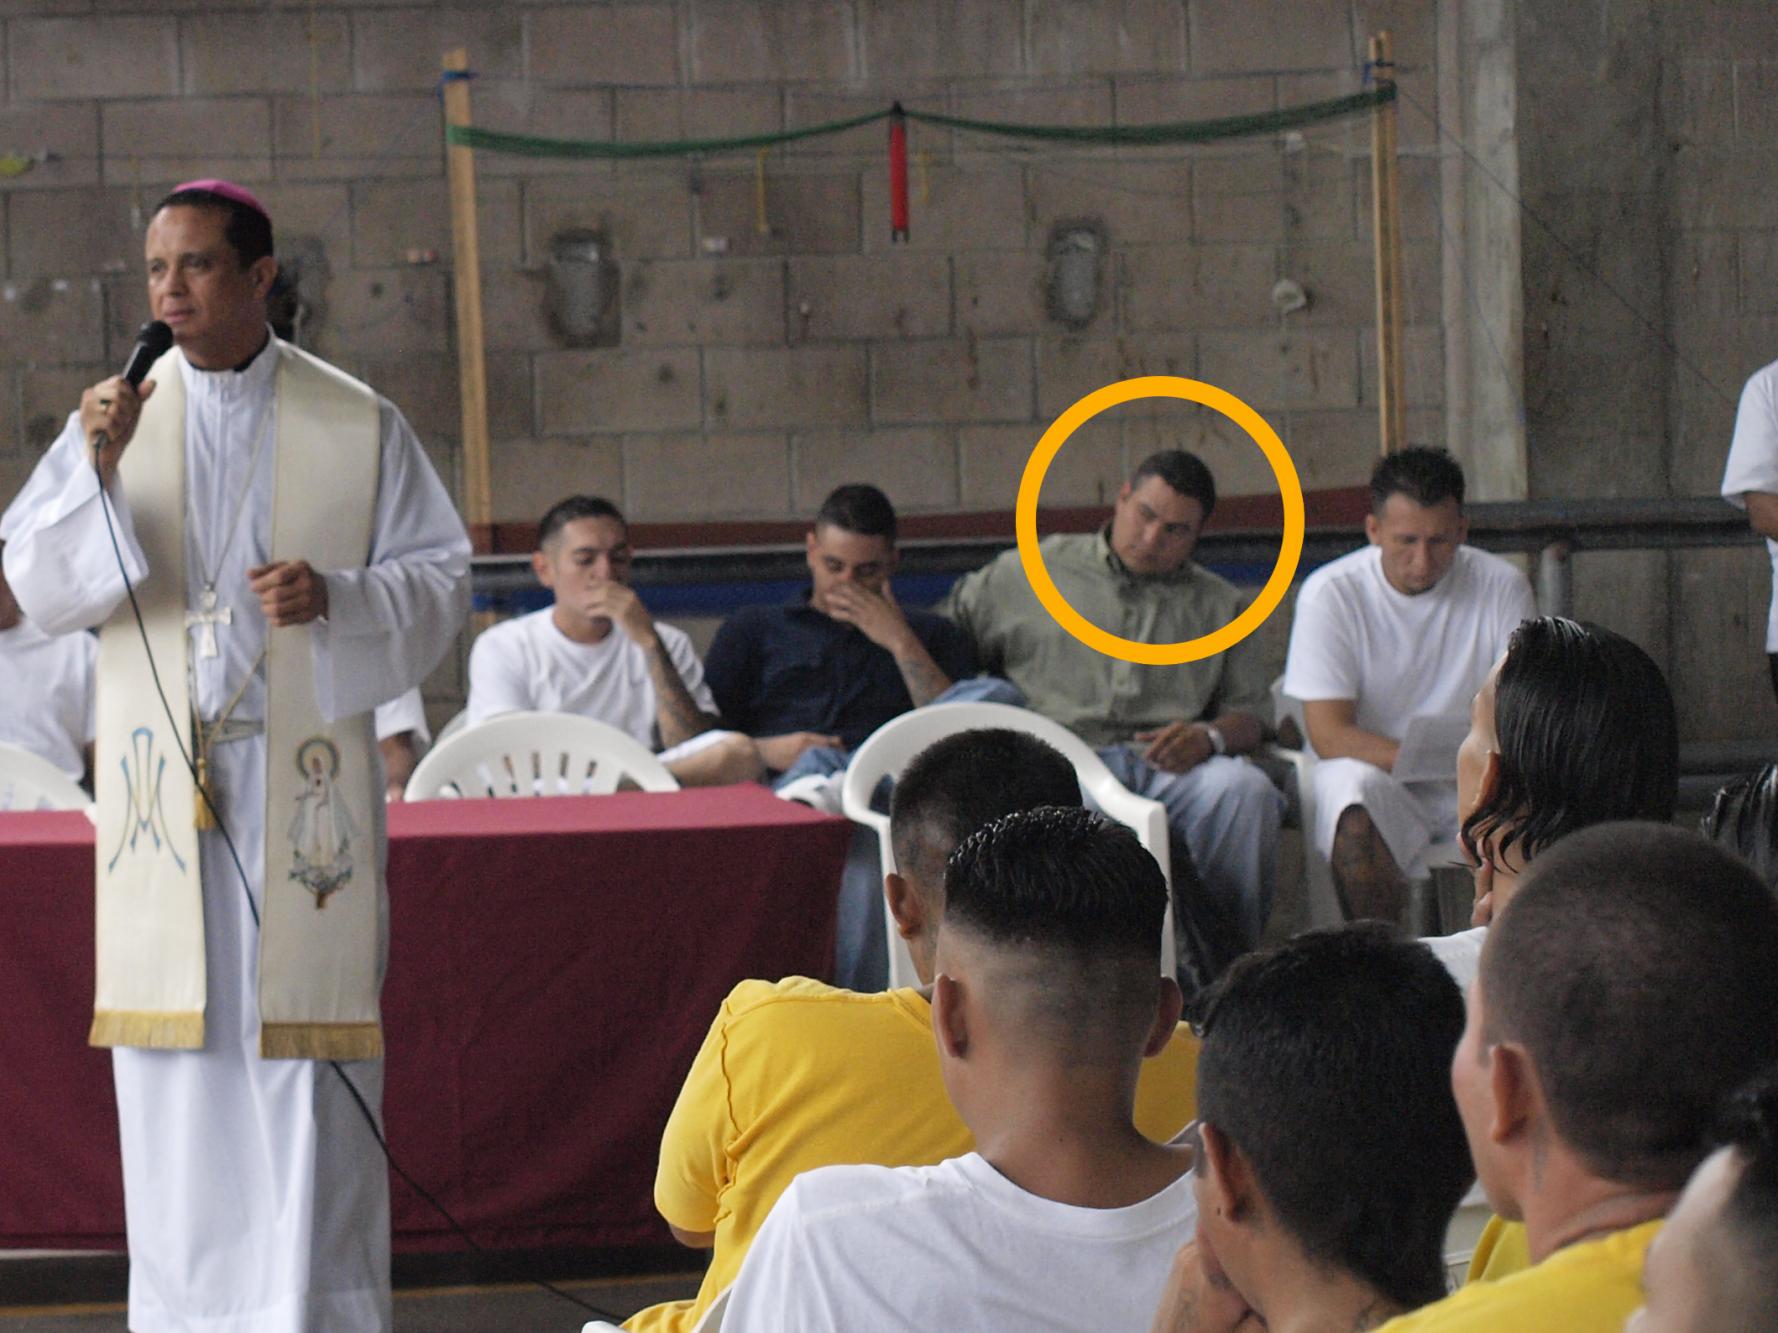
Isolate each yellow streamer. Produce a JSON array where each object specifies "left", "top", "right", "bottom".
[{"left": 755, "top": 148, "right": 770, "bottom": 235}]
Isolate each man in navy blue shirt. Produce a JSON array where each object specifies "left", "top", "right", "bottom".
[{"left": 703, "top": 484, "right": 977, "bottom": 781}]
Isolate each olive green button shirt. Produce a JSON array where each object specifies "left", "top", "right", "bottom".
[{"left": 939, "top": 530, "right": 1271, "bottom": 749}]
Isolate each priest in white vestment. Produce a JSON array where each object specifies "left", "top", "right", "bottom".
[{"left": 0, "top": 181, "right": 469, "bottom": 1332}]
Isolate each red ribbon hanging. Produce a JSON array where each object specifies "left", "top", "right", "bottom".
[{"left": 888, "top": 103, "right": 909, "bottom": 243}]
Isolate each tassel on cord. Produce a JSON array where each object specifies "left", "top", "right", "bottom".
[{"left": 888, "top": 102, "right": 909, "bottom": 243}]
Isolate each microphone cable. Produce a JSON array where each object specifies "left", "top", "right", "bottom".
[{"left": 90, "top": 451, "right": 623, "bottom": 1325}]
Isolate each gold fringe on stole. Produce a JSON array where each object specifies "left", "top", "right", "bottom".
[
  {"left": 259, "top": 1022, "right": 384, "bottom": 1062},
  {"left": 90, "top": 1010, "right": 205, "bottom": 1051}
]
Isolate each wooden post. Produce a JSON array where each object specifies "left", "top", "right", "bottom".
[
  {"left": 442, "top": 48, "right": 493, "bottom": 553},
  {"left": 1368, "top": 31, "right": 1407, "bottom": 457}
]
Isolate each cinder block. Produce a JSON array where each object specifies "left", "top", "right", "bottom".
[
  {"left": 0, "top": 104, "right": 100, "bottom": 191},
  {"left": 273, "top": 94, "right": 440, "bottom": 181},
  {"left": 705, "top": 345, "right": 868, "bottom": 429},
  {"left": 1036, "top": 333, "right": 1194, "bottom": 419},
  {"left": 183, "top": 12, "right": 350, "bottom": 96},
  {"left": 350, "top": 179, "right": 522, "bottom": 268},
  {"left": 474, "top": 266, "right": 553, "bottom": 351},
  {"left": 1740, "top": 231, "right": 1778, "bottom": 314},
  {"left": 1274, "top": 408, "right": 1399, "bottom": 489},
  {"left": 1027, "top": 0, "right": 1186, "bottom": 76},
  {"left": 536, "top": 347, "right": 702, "bottom": 435},
  {"left": 352, "top": 350, "right": 531, "bottom": 445},
  {"left": 7, "top": 188, "right": 136, "bottom": 278},
  {"left": 1356, "top": 156, "right": 1440, "bottom": 244},
  {"left": 1668, "top": 231, "right": 1741, "bottom": 338},
  {"left": 690, "top": 2, "right": 855, "bottom": 85},
  {"left": 491, "top": 437, "right": 626, "bottom": 525},
  {"left": 782, "top": 86, "right": 929, "bottom": 160},
  {"left": 617, "top": 87, "right": 782, "bottom": 143},
  {"left": 792, "top": 426, "right": 958, "bottom": 511},
  {"left": 1119, "top": 243, "right": 1276, "bottom": 332},
  {"left": 1025, "top": 158, "right": 1191, "bottom": 250},
  {"left": 949, "top": 79, "right": 1115, "bottom": 130},
  {"left": 527, "top": 174, "right": 695, "bottom": 263},
  {"left": 1120, "top": 399, "right": 1276, "bottom": 497},
  {"left": 786, "top": 253, "right": 949, "bottom": 341},
  {"left": 1199, "top": 328, "right": 1360, "bottom": 411},
  {"left": 314, "top": 267, "right": 450, "bottom": 359},
  {"left": 1195, "top": 155, "right": 1350, "bottom": 245},
  {"left": 858, "top": 0, "right": 1022, "bottom": 81},
  {"left": 1188, "top": 0, "right": 1353, "bottom": 76},
  {"left": 470, "top": 86, "right": 616, "bottom": 180},
  {"left": 10, "top": 17, "right": 178, "bottom": 100},
  {"left": 1358, "top": 323, "right": 1442, "bottom": 409},
  {"left": 958, "top": 419, "right": 1123, "bottom": 508},
  {"left": 1738, "top": 60, "right": 1778, "bottom": 142},
  {"left": 353, "top": 7, "right": 524, "bottom": 93},
  {"left": 1685, "top": 2, "right": 1778, "bottom": 64},
  {"left": 1662, "top": 59, "right": 1735, "bottom": 143},
  {"left": 1112, "top": 73, "right": 1272, "bottom": 123},
  {"left": 955, "top": 251, "right": 1050, "bottom": 337},
  {"left": 623, "top": 258, "right": 786, "bottom": 346},
  {"left": 102, "top": 97, "right": 272, "bottom": 184},
  {"left": 1673, "top": 547, "right": 1775, "bottom": 742},
  {"left": 1352, "top": 0, "right": 1438, "bottom": 70},
  {"left": 0, "top": 274, "right": 106, "bottom": 363},
  {"left": 1285, "top": 239, "right": 1440, "bottom": 328},
  {"left": 530, "top": 5, "right": 679, "bottom": 87},
  {"left": 697, "top": 171, "right": 862, "bottom": 258},
  {"left": 860, "top": 162, "right": 1027, "bottom": 254},
  {"left": 873, "top": 336, "right": 1033, "bottom": 425},
  {"left": 15, "top": 363, "right": 103, "bottom": 454},
  {"left": 624, "top": 431, "right": 791, "bottom": 518},
  {"left": 255, "top": 183, "right": 355, "bottom": 263}
]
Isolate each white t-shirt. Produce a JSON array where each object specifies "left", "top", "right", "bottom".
[
  {"left": 1721, "top": 358, "right": 1778, "bottom": 650},
  {"left": 1283, "top": 545, "right": 1535, "bottom": 746},
  {"left": 1426, "top": 925, "right": 1486, "bottom": 992},
  {"left": 466, "top": 606, "right": 716, "bottom": 749},
  {"left": 724, "top": 1151, "right": 1198, "bottom": 1333},
  {"left": 0, "top": 617, "right": 96, "bottom": 781}
]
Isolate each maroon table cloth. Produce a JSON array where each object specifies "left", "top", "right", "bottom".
[{"left": 0, "top": 787, "right": 850, "bottom": 1252}]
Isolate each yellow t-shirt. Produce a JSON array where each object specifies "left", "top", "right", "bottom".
[
  {"left": 625, "top": 975, "right": 1200, "bottom": 1333},
  {"left": 1464, "top": 1215, "right": 1532, "bottom": 1284},
  {"left": 1378, "top": 1219, "right": 1663, "bottom": 1332}
]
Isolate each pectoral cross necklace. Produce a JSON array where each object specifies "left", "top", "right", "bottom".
[{"left": 187, "top": 400, "right": 274, "bottom": 660}]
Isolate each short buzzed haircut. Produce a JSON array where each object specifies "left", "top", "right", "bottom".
[
  {"left": 1482, "top": 822, "right": 1778, "bottom": 1190},
  {"left": 1369, "top": 445, "right": 1465, "bottom": 512},
  {"left": 888, "top": 729, "right": 1082, "bottom": 894},
  {"left": 154, "top": 186, "right": 274, "bottom": 268},
  {"left": 538, "top": 495, "right": 626, "bottom": 549},
  {"left": 1195, "top": 925, "right": 1471, "bottom": 1311},
  {"left": 815, "top": 484, "right": 896, "bottom": 542},
  {"left": 1130, "top": 450, "right": 1216, "bottom": 520},
  {"left": 1708, "top": 1068, "right": 1778, "bottom": 1328}
]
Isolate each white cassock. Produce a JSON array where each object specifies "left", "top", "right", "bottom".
[{"left": 0, "top": 341, "right": 470, "bottom": 1333}]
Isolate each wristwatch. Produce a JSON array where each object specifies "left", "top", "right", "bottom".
[{"left": 1203, "top": 723, "right": 1229, "bottom": 756}]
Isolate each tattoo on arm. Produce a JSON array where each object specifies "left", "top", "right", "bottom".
[
  {"left": 895, "top": 644, "right": 952, "bottom": 708},
  {"left": 649, "top": 639, "right": 716, "bottom": 747}
]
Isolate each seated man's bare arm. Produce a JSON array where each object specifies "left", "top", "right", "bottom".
[
  {"left": 1301, "top": 699, "right": 1399, "bottom": 771},
  {"left": 1745, "top": 491, "right": 1778, "bottom": 542},
  {"left": 669, "top": 1223, "right": 715, "bottom": 1250}
]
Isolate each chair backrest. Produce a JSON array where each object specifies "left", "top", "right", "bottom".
[
  {"left": 404, "top": 711, "right": 679, "bottom": 801},
  {"left": 0, "top": 740, "right": 91, "bottom": 812},
  {"left": 433, "top": 709, "right": 469, "bottom": 745},
  {"left": 841, "top": 701, "right": 1175, "bottom": 987}
]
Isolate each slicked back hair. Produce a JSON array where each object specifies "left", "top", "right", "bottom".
[
  {"left": 814, "top": 483, "right": 897, "bottom": 542},
  {"left": 1130, "top": 450, "right": 1216, "bottom": 520},
  {"left": 538, "top": 495, "right": 626, "bottom": 549},
  {"left": 1195, "top": 924, "right": 1472, "bottom": 1310},
  {"left": 1482, "top": 822, "right": 1778, "bottom": 1190},
  {"left": 1462, "top": 617, "right": 1678, "bottom": 868},
  {"left": 154, "top": 187, "right": 274, "bottom": 268},
  {"left": 1709, "top": 1068, "right": 1778, "bottom": 1328},
  {"left": 888, "top": 729, "right": 1083, "bottom": 895},
  {"left": 1703, "top": 764, "right": 1778, "bottom": 896},
  {"left": 1369, "top": 446, "right": 1466, "bottom": 513}
]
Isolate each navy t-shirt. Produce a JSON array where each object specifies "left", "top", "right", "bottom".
[{"left": 703, "top": 594, "right": 977, "bottom": 750}]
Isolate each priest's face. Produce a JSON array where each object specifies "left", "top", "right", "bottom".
[{"left": 145, "top": 205, "right": 277, "bottom": 371}]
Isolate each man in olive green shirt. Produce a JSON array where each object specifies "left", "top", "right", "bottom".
[{"left": 941, "top": 450, "right": 1282, "bottom": 949}]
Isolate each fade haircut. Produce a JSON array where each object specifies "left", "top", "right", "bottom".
[
  {"left": 1482, "top": 822, "right": 1778, "bottom": 1190},
  {"left": 1462, "top": 617, "right": 1677, "bottom": 869},
  {"left": 1130, "top": 450, "right": 1216, "bottom": 520},
  {"left": 538, "top": 495, "right": 626, "bottom": 549},
  {"left": 154, "top": 187, "right": 274, "bottom": 268},
  {"left": 888, "top": 729, "right": 1083, "bottom": 895},
  {"left": 1703, "top": 764, "right": 1778, "bottom": 896},
  {"left": 1369, "top": 445, "right": 1465, "bottom": 513},
  {"left": 815, "top": 483, "right": 897, "bottom": 542},
  {"left": 1195, "top": 924, "right": 1471, "bottom": 1311},
  {"left": 1708, "top": 1068, "right": 1778, "bottom": 1328}
]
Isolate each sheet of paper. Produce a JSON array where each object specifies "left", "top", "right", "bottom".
[{"left": 1393, "top": 714, "right": 1472, "bottom": 784}]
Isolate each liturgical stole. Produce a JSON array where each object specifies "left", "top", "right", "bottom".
[{"left": 90, "top": 340, "right": 383, "bottom": 1062}]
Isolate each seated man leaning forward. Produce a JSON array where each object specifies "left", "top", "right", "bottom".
[
  {"left": 1376, "top": 822, "right": 1778, "bottom": 1332},
  {"left": 466, "top": 495, "right": 761, "bottom": 787},
  {"left": 941, "top": 449, "right": 1282, "bottom": 949},
  {"left": 725, "top": 807, "right": 1198, "bottom": 1332},
  {"left": 701, "top": 483, "right": 976, "bottom": 782},
  {"left": 625, "top": 729, "right": 1199, "bottom": 1333},
  {"left": 1283, "top": 446, "right": 1534, "bottom": 922},
  {"left": 1150, "top": 924, "right": 1474, "bottom": 1333}
]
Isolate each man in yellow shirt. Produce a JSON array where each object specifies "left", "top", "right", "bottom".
[
  {"left": 626, "top": 729, "right": 1199, "bottom": 1333},
  {"left": 1377, "top": 823, "right": 1778, "bottom": 1331}
]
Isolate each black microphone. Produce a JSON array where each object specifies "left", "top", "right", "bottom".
[{"left": 121, "top": 319, "right": 173, "bottom": 390}]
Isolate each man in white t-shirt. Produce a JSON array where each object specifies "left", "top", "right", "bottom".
[
  {"left": 1282, "top": 448, "right": 1533, "bottom": 922},
  {"left": 724, "top": 808, "right": 1195, "bottom": 1332},
  {"left": 0, "top": 543, "right": 95, "bottom": 787},
  {"left": 1721, "top": 358, "right": 1778, "bottom": 707},
  {"left": 467, "top": 496, "right": 762, "bottom": 787}
]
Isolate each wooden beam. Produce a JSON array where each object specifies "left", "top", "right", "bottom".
[
  {"left": 441, "top": 47, "right": 493, "bottom": 553},
  {"left": 1368, "top": 31, "right": 1407, "bottom": 457}
]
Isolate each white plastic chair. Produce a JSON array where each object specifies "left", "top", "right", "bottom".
[
  {"left": 433, "top": 709, "right": 468, "bottom": 745},
  {"left": 841, "top": 701, "right": 1177, "bottom": 988},
  {"left": 0, "top": 740, "right": 92, "bottom": 812},
  {"left": 404, "top": 711, "right": 678, "bottom": 801}
]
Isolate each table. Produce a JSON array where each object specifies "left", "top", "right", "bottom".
[{"left": 0, "top": 787, "right": 851, "bottom": 1252}]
